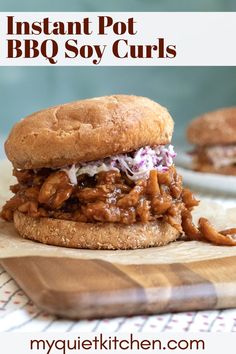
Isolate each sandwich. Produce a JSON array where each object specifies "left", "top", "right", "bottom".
[
  {"left": 187, "top": 107, "right": 236, "bottom": 175},
  {"left": 1, "top": 95, "right": 235, "bottom": 248}
]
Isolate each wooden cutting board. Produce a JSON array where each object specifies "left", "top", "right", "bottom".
[{"left": 1, "top": 255, "right": 236, "bottom": 319}]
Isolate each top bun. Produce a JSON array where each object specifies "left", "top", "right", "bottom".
[
  {"left": 187, "top": 106, "right": 236, "bottom": 146},
  {"left": 5, "top": 95, "right": 173, "bottom": 169}
]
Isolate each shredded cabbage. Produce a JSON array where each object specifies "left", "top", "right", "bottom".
[
  {"left": 63, "top": 145, "right": 176, "bottom": 185},
  {"left": 61, "top": 164, "right": 78, "bottom": 186}
]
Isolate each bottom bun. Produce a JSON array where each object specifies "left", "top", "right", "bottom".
[
  {"left": 13, "top": 211, "right": 180, "bottom": 250},
  {"left": 194, "top": 163, "right": 236, "bottom": 176}
]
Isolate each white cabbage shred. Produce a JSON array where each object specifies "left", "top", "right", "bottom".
[{"left": 63, "top": 145, "right": 176, "bottom": 185}]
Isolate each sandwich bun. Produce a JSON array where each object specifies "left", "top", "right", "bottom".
[
  {"left": 13, "top": 211, "right": 180, "bottom": 250},
  {"left": 5, "top": 95, "right": 173, "bottom": 169},
  {"left": 187, "top": 106, "right": 236, "bottom": 146},
  {"left": 193, "top": 163, "right": 236, "bottom": 176}
]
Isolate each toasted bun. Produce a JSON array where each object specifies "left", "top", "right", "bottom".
[
  {"left": 13, "top": 211, "right": 180, "bottom": 250},
  {"left": 187, "top": 107, "right": 236, "bottom": 146},
  {"left": 5, "top": 95, "right": 173, "bottom": 170},
  {"left": 193, "top": 163, "right": 236, "bottom": 176}
]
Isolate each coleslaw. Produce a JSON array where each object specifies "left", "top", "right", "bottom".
[{"left": 63, "top": 145, "right": 176, "bottom": 185}]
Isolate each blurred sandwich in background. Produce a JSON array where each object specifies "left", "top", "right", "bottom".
[{"left": 187, "top": 107, "right": 236, "bottom": 175}]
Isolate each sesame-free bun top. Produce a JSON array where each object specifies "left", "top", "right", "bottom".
[
  {"left": 5, "top": 95, "right": 174, "bottom": 169},
  {"left": 187, "top": 106, "right": 236, "bottom": 146}
]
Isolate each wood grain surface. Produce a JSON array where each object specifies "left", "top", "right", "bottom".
[{"left": 1, "top": 255, "right": 236, "bottom": 319}]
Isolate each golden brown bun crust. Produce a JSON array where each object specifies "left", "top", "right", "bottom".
[
  {"left": 13, "top": 211, "right": 180, "bottom": 250},
  {"left": 187, "top": 107, "right": 236, "bottom": 146},
  {"left": 5, "top": 95, "right": 173, "bottom": 169},
  {"left": 193, "top": 163, "right": 236, "bottom": 176}
]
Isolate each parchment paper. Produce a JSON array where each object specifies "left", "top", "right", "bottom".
[{"left": 0, "top": 159, "right": 236, "bottom": 265}]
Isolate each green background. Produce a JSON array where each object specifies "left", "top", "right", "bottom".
[{"left": 1, "top": 0, "right": 236, "bottom": 158}]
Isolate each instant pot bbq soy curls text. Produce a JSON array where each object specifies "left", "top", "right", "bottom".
[{"left": 1, "top": 145, "right": 236, "bottom": 246}]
